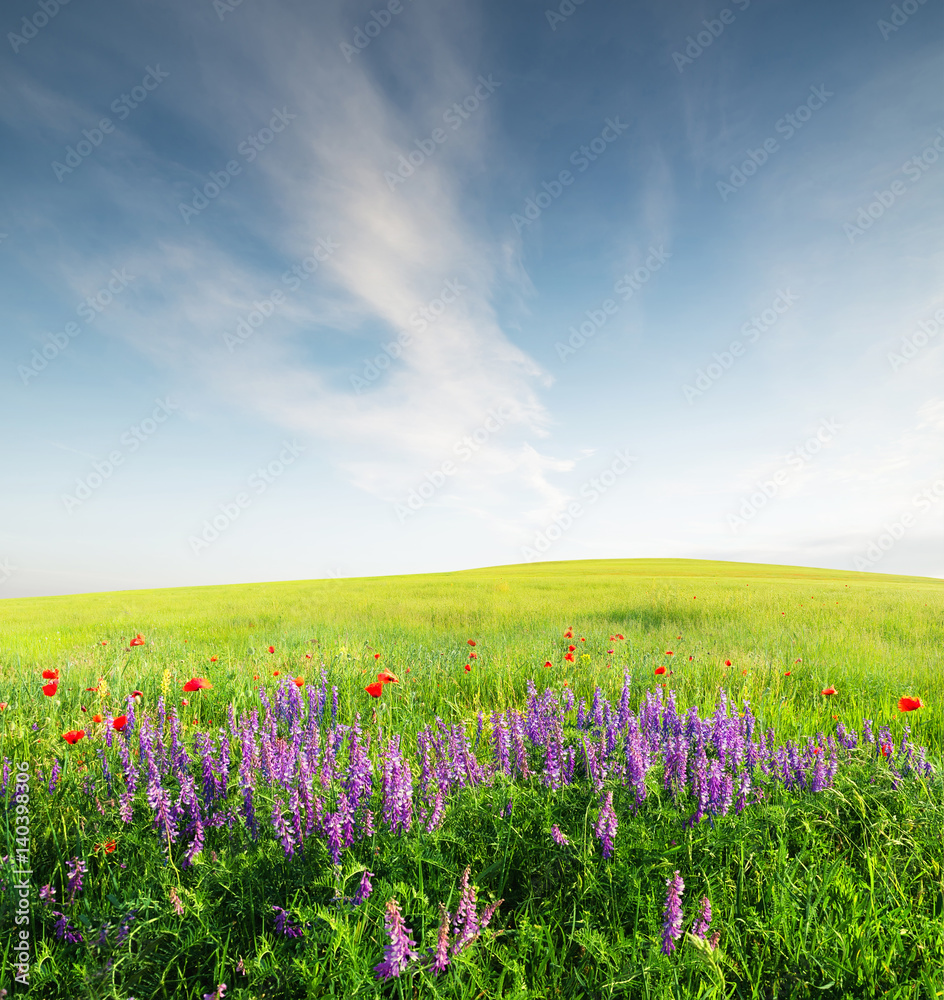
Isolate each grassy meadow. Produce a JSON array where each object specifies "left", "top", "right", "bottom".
[{"left": 1, "top": 558, "right": 943, "bottom": 999}]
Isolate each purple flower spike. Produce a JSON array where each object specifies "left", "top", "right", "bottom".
[
  {"left": 430, "top": 904, "right": 451, "bottom": 976},
  {"left": 692, "top": 895, "right": 711, "bottom": 938},
  {"left": 353, "top": 870, "right": 373, "bottom": 906},
  {"left": 550, "top": 824, "right": 570, "bottom": 846},
  {"left": 661, "top": 870, "right": 684, "bottom": 955},
  {"left": 593, "top": 791, "right": 618, "bottom": 859},
  {"left": 373, "top": 898, "right": 419, "bottom": 980}
]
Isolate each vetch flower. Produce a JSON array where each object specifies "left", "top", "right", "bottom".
[
  {"left": 373, "top": 898, "right": 419, "bottom": 980},
  {"left": 692, "top": 896, "right": 712, "bottom": 939},
  {"left": 550, "top": 824, "right": 570, "bottom": 846},
  {"left": 661, "top": 870, "right": 685, "bottom": 955}
]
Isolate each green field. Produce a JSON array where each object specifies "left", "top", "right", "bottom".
[{"left": 1, "top": 559, "right": 943, "bottom": 999}]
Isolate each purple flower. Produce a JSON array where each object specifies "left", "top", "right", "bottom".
[
  {"left": 692, "top": 895, "right": 711, "bottom": 938},
  {"left": 66, "top": 856, "right": 87, "bottom": 901},
  {"left": 39, "top": 883, "right": 56, "bottom": 905},
  {"left": 373, "top": 898, "right": 419, "bottom": 980},
  {"left": 450, "top": 868, "right": 480, "bottom": 956},
  {"left": 203, "top": 986, "right": 227, "bottom": 1000},
  {"left": 114, "top": 910, "right": 137, "bottom": 947},
  {"left": 353, "top": 870, "right": 373, "bottom": 906},
  {"left": 593, "top": 790, "right": 618, "bottom": 859},
  {"left": 550, "top": 824, "right": 570, "bottom": 846},
  {"left": 272, "top": 905, "right": 304, "bottom": 938},
  {"left": 661, "top": 870, "right": 684, "bottom": 955},
  {"left": 51, "top": 911, "right": 83, "bottom": 944},
  {"left": 430, "top": 903, "right": 451, "bottom": 975}
]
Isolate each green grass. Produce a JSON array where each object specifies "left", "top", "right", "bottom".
[{"left": 1, "top": 558, "right": 943, "bottom": 999}]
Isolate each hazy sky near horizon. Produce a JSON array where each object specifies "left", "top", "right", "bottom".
[{"left": 1, "top": 0, "right": 942, "bottom": 598}]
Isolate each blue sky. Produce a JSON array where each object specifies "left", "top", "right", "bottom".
[{"left": 1, "top": 0, "right": 942, "bottom": 598}]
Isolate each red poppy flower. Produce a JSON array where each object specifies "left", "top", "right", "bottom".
[
  {"left": 665, "top": 651, "right": 673, "bottom": 656},
  {"left": 182, "top": 678, "right": 212, "bottom": 692},
  {"left": 305, "top": 653, "right": 312, "bottom": 659},
  {"left": 898, "top": 696, "right": 923, "bottom": 712},
  {"left": 365, "top": 681, "right": 383, "bottom": 697},
  {"left": 96, "top": 838, "right": 117, "bottom": 854},
  {"left": 113, "top": 715, "right": 127, "bottom": 731},
  {"left": 210, "top": 656, "right": 218, "bottom": 662},
  {"left": 273, "top": 671, "right": 280, "bottom": 676},
  {"left": 293, "top": 676, "right": 305, "bottom": 687},
  {"left": 42, "top": 668, "right": 60, "bottom": 680},
  {"left": 100, "top": 641, "right": 108, "bottom": 645},
  {"left": 377, "top": 671, "right": 398, "bottom": 684},
  {"left": 253, "top": 675, "right": 259, "bottom": 680},
  {"left": 880, "top": 743, "right": 892, "bottom": 757},
  {"left": 268, "top": 646, "right": 275, "bottom": 653},
  {"left": 63, "top": 730, "right": 85, "bottom": 744},
  {"left": 42, "top": 681, "right": 58, "bottom": 697},
  {"left": 374, "top": 653, "right": 381, "bottom": 659},
  {"left": 544, "top": 661, "right": 552, "bottom": 668},
  {"left": 92, "top": 714, "right": 103, "bottom": 724},
  {"left": 784, "top": 671, "right": 791, "bottom": 677},
  {"left": 464, "top": 664, "right": 471, "bottom": 672},
  {"left": 0, "top": 703, "right": 7, "bottom": 711},
  {"left": 568, "top": 645, "right": 576, "bottom": 652},
  {"left": 467, "top": 639, "right": 476, "bottom": 646},
  {"left": 469, "top": 652, "right": 477, "bottom": 659},
  {"left": 85, "top": 687, "right": 98, "bottom": 692},
  {"left": 564, "top": 629, "right": 573, "bottom": 638},
  {"left": 181, "top": 699, "right": 189, "bottom": 706},
  {"left": 130, "top": 634, "right": 145, "bottom": 647},
  {"left": 616, "top": 634, "right": 624, "bottom": 640},
  {"left": 821, "top": 687, "right": 836, "bottom": 696},
  {"left": 564, "top": 653, "right": 575, "bottom": 663},
  {"left": 655, "top": 666, "right": 666, "bottom": 675},
  {"left": 725, "top": 660, "right": 732, "bottom": 667},
  {"left": 688, "top": 656, "right": 693, "bottom": 661}
]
